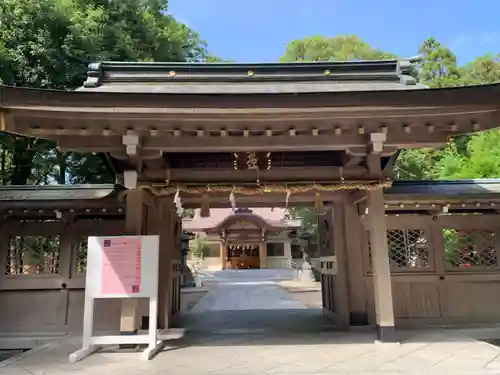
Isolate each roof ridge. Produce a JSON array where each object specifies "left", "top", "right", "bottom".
[{"left": 82, "top": 58, "right": 420, "bottom": 89}]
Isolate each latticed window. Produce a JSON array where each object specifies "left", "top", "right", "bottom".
[
  {"left": 366, "top": 229, "right": 431, "bottom": 271},
  {"left": 4, "top": 235, "right": 60, "bottom": 276},
  {"left": 443, "top": 229, "right": 498, "bottom": 269},
  {"left": 387, "top": 229, "right": 431, "bottom": 270},
  {"left": 75, "top": 237, "right": 88, "bottom": 275}
]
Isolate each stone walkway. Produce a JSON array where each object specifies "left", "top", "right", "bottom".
[
  {"left": 177, "top": 269, "right": 333, "bottom": 334},
  {"left": 3, "top": 270, "right": 500, "bottom": 375}
]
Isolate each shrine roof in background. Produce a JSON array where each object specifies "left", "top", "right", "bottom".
[{"left": 183, "top": 207, "right": 301, "bottom": 232}]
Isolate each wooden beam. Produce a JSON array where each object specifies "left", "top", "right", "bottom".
[
  {"left": 139, "top": 133, "right": 449, "bottom": 152},
  {"left": 142, "top": 135, "right": 368, "bottom": 152},
  {"left": 383, "top": 150, "right": 400, "bottom": 173},
  {"left": 347, "top": 146, "right": 398, "bottom": 157},
  {"left": 143, "top": 166, "right": 369, "bottom": 183},
  {"left": 348, "top": 190, "right": 367, "bottom": 204},
  {"left": 341, "top": 152, "right": 364, "bottom": 167},
  {"left": 57, "top": 136, "right": 123, "bottom": 152}
]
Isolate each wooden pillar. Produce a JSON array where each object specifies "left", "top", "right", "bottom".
[
  {"left": 57, "top": 218, "right": 74, "bottom": 332},
  {"left": 342, "top": 197, "right": 368, "bottom": 326},
  {"left": 259, "top": 242, "right": 266, "bottom": 269},
  {"left": 172, "top": 225, "right": 182, "bottom": 317},
  {"left": 167, "top": 212, "right": 179, "bottom": 325},
  {"left": 120, "top": 188, "right": 143, "bottom": 336},
  {"left": 157, "top": 199, "right": 173, "bottom": 329},
  {"left": 367, "top": 150, "right": 396, "bottom": 342},
  {"left": 220, "top": 242, "right": 227, "bottom": 270},
  {"left": 0, "top": 220, "right": 8, "bottom": 278}
]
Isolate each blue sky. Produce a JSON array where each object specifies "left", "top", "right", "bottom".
[{"left": 168, "top": 0, "right": 500, "bottom": 65}]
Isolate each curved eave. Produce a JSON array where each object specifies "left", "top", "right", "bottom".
[
  {"left": 0, "top": 184, "right": 125, "bottom": 209},
  {"left": 384, "top": 179, "right": 500, "bottom": 201},
  {"left": 1, "top": 84, "right": 499, "bottom": 152},
  {"left": 0, "top": 184, "right": 123, "bottom": 201},
  {"left": 1, "top": 83, "right": 500, "bottom": 109}
]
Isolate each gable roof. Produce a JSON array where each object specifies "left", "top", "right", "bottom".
[{"left": 182, "top": 207, "right": 301, "bottom": 232}]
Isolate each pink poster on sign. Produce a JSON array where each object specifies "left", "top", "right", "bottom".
[{"left": 100, "top": 237, "right": 142, "bottom": 295}]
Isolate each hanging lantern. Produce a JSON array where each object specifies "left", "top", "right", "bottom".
[{"left": 200, "top": 193, "right": 210, "bottom": 218}]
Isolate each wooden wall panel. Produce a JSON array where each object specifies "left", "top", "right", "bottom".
[
  {"left": 441, "top": 278, "right": 500, "bottom": 322},
  {"left": 392, "top": 279, "right": 441, "bottom": 319},
  {"left": 364, "top": 276, "right": 441, "bottom": 323},
  {"left": 0, "top": 290, "right": 66, "bottom": 334},
  {"left": 66, "top": 290, "right": 122, "bottom": 333}
]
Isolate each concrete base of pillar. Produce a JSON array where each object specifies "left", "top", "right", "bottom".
[
  {"left": 118, "top": 330, "right": 138, "bottom": 349},
  {"left": 376, "top": 325, "right": 397, "bottom": 343},
  {"left": 349, "top": 312, "right": 369, "bottom": 326}
]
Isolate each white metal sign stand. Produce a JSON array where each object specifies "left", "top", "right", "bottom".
[{"left": 69, "top": 235, "right": 162, "bottom": 363}]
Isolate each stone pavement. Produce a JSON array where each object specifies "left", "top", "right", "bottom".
[{"left": 3, "top": 269, "right": 500, "bottom": 375}]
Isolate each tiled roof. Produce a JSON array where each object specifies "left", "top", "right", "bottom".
[{"left": 182, "top": 207, "right": 301, "bottom": 231}]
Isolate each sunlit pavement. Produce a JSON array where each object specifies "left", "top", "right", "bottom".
[{"left": 3, "top": 270, "right": 500, "bottom": 375}]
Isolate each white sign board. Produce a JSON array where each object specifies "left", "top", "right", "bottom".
[
  {"left": 86, "top": 236, "right": 159, "bottom": 299},
  {"left": 69, "top": 235, "right": 163, "bottom": 363}
]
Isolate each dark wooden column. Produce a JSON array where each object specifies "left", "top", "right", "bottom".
[
  {"left": 342, "top": 196, "right": 369, "bottom": 326},
  {"left": 120, "top": 188, "right": 144, "bottom": 336}
]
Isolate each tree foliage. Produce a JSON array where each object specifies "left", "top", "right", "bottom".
[
  {"left": 418, "top": 37, "right": 462, "bottom": 88},
  {"left": 280, "top": 35, "right": 500, "bottom": 231},
  {"left": 0, "top": 0, "right": 211, "bottom": 185},
  {"left": 280, "top": 35, "right": 394, "bottom": 62}
]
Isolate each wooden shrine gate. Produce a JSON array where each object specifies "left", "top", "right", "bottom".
[
  {"left": 2, "top": 181, "right": 500, "bottom": 349},
  {"left": 1, "top": 59, "right": 500, "bottom": 344}
]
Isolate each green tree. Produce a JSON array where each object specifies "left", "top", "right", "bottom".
[
  {"left": 190, "top": 233, "right": 209, "bottom": 258},
  {"left": 289, "top": 207, "right": 317, "bottom": 235},
  {"left": 438, "top": 130, "right": 500, "bottom": 179},
  {"left": 425, "top": 53, "right": 500, "bottom": 180},
  {"left": 0, "top": 0, "right": 211, "bottom": 185},
  {"left": 418, "top": 37, "right": 462, "bottom": 88},
  {"left": 280, "top": 35, "right": 395, "bottom": 62},
  {"left": 394, "top": 149, "right": 442, "bottom": 180},
  {"left": 395, "top": 38, "right": 463, "bottom": 179},
  {"left": 460, "top": 54, "right": 500, "bottom": 86}
]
